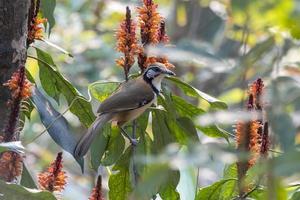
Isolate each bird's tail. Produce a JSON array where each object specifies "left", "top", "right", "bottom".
[{"left": 74, "top": 113, "right": 112, "bottom": 158}]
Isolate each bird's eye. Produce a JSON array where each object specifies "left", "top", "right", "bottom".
[{"left": 153, "top": 67, "right": 160, "bottom": 72}]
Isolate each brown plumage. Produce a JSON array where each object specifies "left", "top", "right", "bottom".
[{"left": 74, "top": 63, "right": 175, "bottom": 158}]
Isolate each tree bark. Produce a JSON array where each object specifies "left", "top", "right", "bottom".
[{"left": 0, "top": 0, "right": 30, "bottom": 132}]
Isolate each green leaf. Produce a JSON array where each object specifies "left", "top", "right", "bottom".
[
  {"left": 36, "top": 48, "right": 95, "bottom": 127},
  {"left": 31, "top": 87, "right": 84, "bottom": 170},
  {"left": 40, "top": 0, "right": 56, "bottom": 35},
  {"left": 89, "top": 81, "right": 120, "bottom": 102},
  {"left": 223, "top": 164, "right": 237, "bottom": 179},
  {"left": 152, "top": 110, "right": 176, "bottom": 152},
  {"left": 159, "top": 170, "right": 180, "bottom": 200},
  {"left": 36, "top": 48, "right": 59, "bottom": 101},
  {"left": 241, "top": 37, "right": 275, "bottom": 66},
  {"left": 273, "top": 150, "right": 300, "bottom": 177},
  {"left": 197, "top": 125, "right": 229, "bottom": 140},
  {"left": 133, "top": 165, "right": 173, "bottom": 200},
  {"left": 176, "top": 117, "right": 198, "bottom": 141},
  {"left": 101, "top": 126, "right": 125, "bottom": 166},
  {"left": 159, "top": 185, "right": 180, "bottom": 200},
  {"left": 196, "top": 179, "right": 237, "bottom": 200},
  {"left": 108, "top": 147, "right": 133, "bottom": 200},
  {"left": 172, "top": 95, "right": 205, "bottom": 118},
  {"left": 90, "top": 124, "right": 110, "bottom": 170},
  {"left": 248, "top": 188, "right": 267, "bottom": 200},
  {"left": 290, "top": 189, "right": 300, "bottom": 200},
  {"left": 0, "top": 142, "right": 25, "bottom": 154},
  {"left": 167, "top": 77, "right": 227, "bottom": 109},
  {"left": 21, "top": 164, "right": 37, "bottom": 189},
  {"left": 0, "top": 180, "right": 56, "bottom": 200}
]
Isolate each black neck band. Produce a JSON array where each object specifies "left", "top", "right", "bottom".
[{"left": 143, "top": 74, "right": 159, "bottom": 95}]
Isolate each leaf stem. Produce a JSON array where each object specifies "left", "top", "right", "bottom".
[
  {"left": 194, "top": 167, "right": 200, "bottom": 199},
  {"left": 132, "top": 119, "right": 138, "bottom": 186}
]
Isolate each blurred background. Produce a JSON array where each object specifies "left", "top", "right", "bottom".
[{"left": 23, "top": 0, "right": 300, "bottom": 199}]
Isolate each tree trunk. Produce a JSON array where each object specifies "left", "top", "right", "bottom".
[{"left": 0, "top": 0, "right": 30, "bottom": 132}]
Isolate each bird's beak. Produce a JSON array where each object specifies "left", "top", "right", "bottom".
[{"left": 163, "top": 68, "right": 176, "bottom": 76}]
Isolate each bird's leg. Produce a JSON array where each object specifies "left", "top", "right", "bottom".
[{"left": 120, "top": 127, "right": 138, "bottom": 146}]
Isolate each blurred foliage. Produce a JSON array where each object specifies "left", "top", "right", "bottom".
[{"left": 0, "top": 0, "right": 299, "bottom": 200}]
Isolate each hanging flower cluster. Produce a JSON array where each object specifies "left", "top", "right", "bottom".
[
  {"left": 27, "top": 0, "right": 47, "bottom": 45},
  {"left": 116, "top": 6, "right": 140, "bottom": 81},
  {"left": 89, "top": 175, "right": 105, "bottom": 200},
  {"left": 115, "top": 0, "right": 174, "bottom": 78},
  {"left": 235, "top": 78, "right": 270, "bottom": 196},
  {"left": 38, "top": 152, "right": 67, "bottom": 193}
]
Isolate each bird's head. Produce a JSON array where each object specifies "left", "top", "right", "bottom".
[
  {"left": 143, "top": 63, "right": 175, "bottom": 94},
  {"left": 143, "top": 63, "right": 175, "bottom": 79}
]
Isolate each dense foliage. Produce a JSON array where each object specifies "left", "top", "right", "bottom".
[{"left": 1, "top": 0, "right": 300, "bottom": 200}]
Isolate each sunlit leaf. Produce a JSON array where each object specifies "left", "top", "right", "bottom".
[
  {"left": 196, "top": 179, "right": 237, "bottom": 200},
  {"left": 88, "top": 81, "right": 120, "bottom": 102},
  {"left": 167, "top": 77, "right": 227, "bottom": 109},
  {"left": 35, "top": 48, "right": 95, "bottom": 127}
]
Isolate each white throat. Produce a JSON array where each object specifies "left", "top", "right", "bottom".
[{"left": 151, "top": 74, "right": 165, "bottom": 92}]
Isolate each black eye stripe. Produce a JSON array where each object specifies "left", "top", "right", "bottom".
[{"left": 149, "top": 66, "right": 160, "bottom": 72}]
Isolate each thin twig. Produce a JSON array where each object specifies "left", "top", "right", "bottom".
[{"left": 242, "top": 184, "right": 260, "bottom": 198}]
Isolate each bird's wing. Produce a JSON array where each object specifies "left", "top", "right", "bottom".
[{"left": 97, "top": 77, "right": 155, "bottom": 114}]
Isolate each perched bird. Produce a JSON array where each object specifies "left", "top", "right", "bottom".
[{"left": 74, "top": 63, "right": 175, "bottom": 158}]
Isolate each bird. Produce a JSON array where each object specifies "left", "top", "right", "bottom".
[{"left": 74, "top": 62, "right": 175, "bottom": 158}]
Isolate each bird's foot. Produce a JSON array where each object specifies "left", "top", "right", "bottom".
[{"left": 129, "top": 138, "right": 139, "bottom": 146}]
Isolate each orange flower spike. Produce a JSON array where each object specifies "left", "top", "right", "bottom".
[
  {"left": 137, "top": 0, "right": 161, "bottom": 45},
  {"left": 89, "top": 176, "right": 105, "bottom": 200},
  {"left": 3, "top": 69, "right": 32, "bottom": 100},
  {"left": 38, "top": 152, "right": 67, "bottom": 192},
  {"left": 235, "top": 120, "right": 260, "bottom": 168},
  {"left": 248, "top": 120, "right": 260, "bottom": 167},
  {"left": 260, "top": 122, "right": 270, "bottom": 156},
  {"left": 249, "top": 78, "right": 264, "bottom": 111},
  {"left": 116, "top": 6, "right": 139, "bottom": 80},
  {"left": 158, "top": 20, "right": 169, "bottom": 44},
  {"left": 28, "top": 17, "right": 47, "bottom": 43},
  {"left": 0, "top": 151, "right": 23, "bottom": 182}
]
